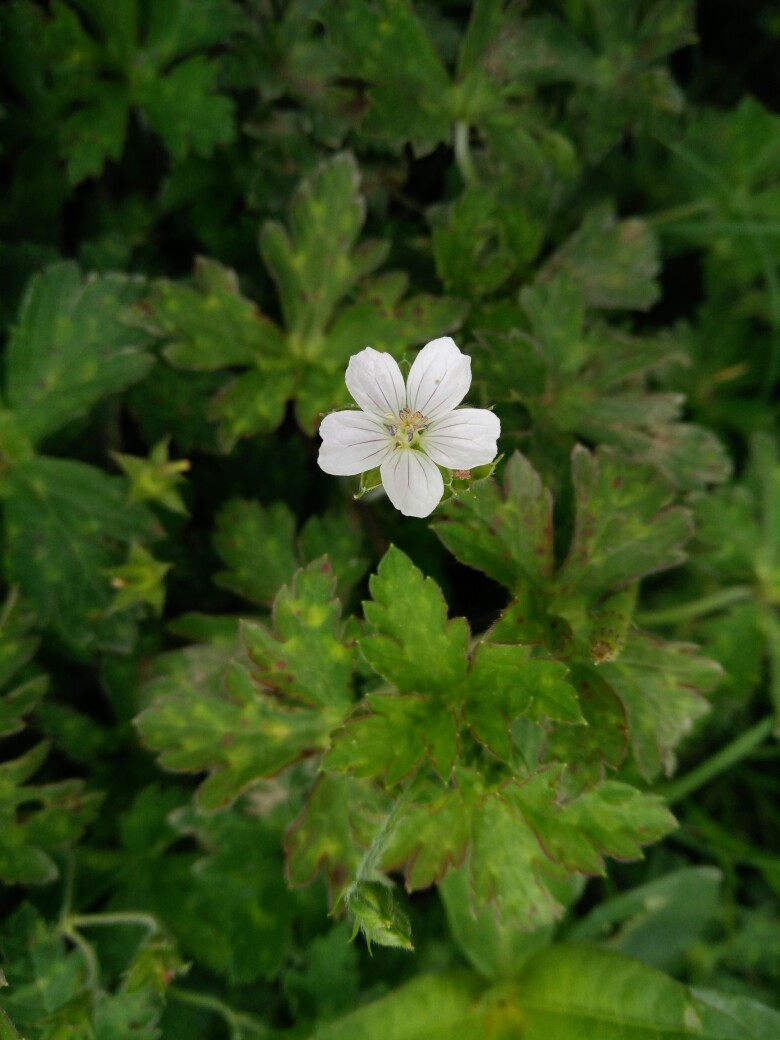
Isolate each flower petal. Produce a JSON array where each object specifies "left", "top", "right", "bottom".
[
  {"left": 422, "top": 408, "right": 501, "bottom": 469},
  {"left": 345, "top": 347, "right": 406, "bottom": 419},
  {"left": 318, "top": 411, "right": 394, "bottom": 476},
  {"left": 406, "top": 337, "right": 471, "bottom": 420},
  {"left": 380, "top": 449, "right": 444, "bottom": 518}
]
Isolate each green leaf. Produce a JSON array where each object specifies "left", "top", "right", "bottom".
[
  {"left": 308, "top": 948, "right": 780, "bottom": 1039},
  {"left": 207, "top": 365, "right": 294, "bottom": 450},
  {"left": 568, "top": 866, "right": 722, "bottom": 972},
  {"left": 285, "top": 773, "right": 387, "bottom": 895},
  {"left": 2, "top": 457, "right": 157, "bottom": 652},
  {"left": 542, "top": 666, "right": 627, "bottom": 787},
  {"left": 145, "top": 257, "right": 286, "bottom": 371},
  {"left": 321, "top": 0, "right": 451, "bottom": 152},
  {"left": 138, "top": 560, "right": 352, "bottom": 809},
  {"left": 164, "top": 804, "right": 294, "bottom": 984},
  {"left": 260, "top": 153, "right": 388, "bottom": 355},
  {"left": 241, "top": 557, "right": 354, "bottom": 712},
  {"left": 139, "top": 55, "right": 236, "bottom": 160},
  {"left": 599, "top": 631, "right": 721, "bottom": 780},
  {"left": 520, "top": 272, "right": 586, "bottom": 376},
  {"left": 464, "top": 642, "right": 582, "bottom": 761},
  {"left": 555, "top": 446, "right": 693, "bottom": 606},
  {"left": 4, "top": 262, "right": 154, "bottom": 444},
  {"left": 137, "top": 659, "right": 334, "bottom": 811},
  {"left": 433, "top": 452, "right": 555, "bottom": 590},
  {"left": 213, "top": 498, "right": 298, "bottom": 605},
  {"left": 326, "top": 694, "right": 459, "bottom": 783},
  {"left": 0, "top": 904, "right": 89, "bottom": 1031},
  {"left": 381, "top": 787, "right": 471, "bottom": 891},
  {"left": 359, "top": 546, "right": 469, "bottom": 697},
  {"left": 540, "top": 207, "right": 660, "bottom": 310},
  {"left": 0, "top": 589, "right": 39, "bottom": 696},
  {"left": 0, "top": 743, "right": 100, "bottom": 883}
]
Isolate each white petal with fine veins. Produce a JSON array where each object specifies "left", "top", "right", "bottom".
[
  {"left": 345, "top": 347, "right": 406, "bottom": 419},
  {"left": 380, "top": 450, "right": 444, "bottom": 518},
  {"left": 318, "top": 411, "right": 394, "bottom": 475},
  {"left": 422, "top": 409, "right": 501, "bottom": 469},
  {"left": 406, "top": 337, "right": 471, "bottom": 420}
]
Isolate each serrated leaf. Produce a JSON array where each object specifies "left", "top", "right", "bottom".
[
  {"left": 600, "top": 631, "right": 721, "bottom": 780},
  {"left": 321, "top": 0, "right": 451, "bottom": 151},
  {"left": 0, "top": 904, "right": 89, "bottom": 1030},
  {"left": 4, "top": 262, "right": 154, "bottom": 444},
  {"left": 555, "top": 445, "right": 693, "bottom": 606},
  {"left": 146, "top": 257, "right": 286, "bottom": 371},
  {"left": 3, "top": 457, "right": 157, "bottom": 652},
  {"left": 241, "top": 557, "right": 354, "bottom": 712},
  {"left": 541, "top": 207, "right": 660, "bottom": 310},
  {"left": 520, "top": 272, "right": 586, "bottom": 376},
  {"left": 213, "top": 498, "right": 298, "bottom": 605},
  {"left": 381, "top": 787, "right": 471, "bottom": 891},
  {"left": 139, "top": 54, "right": 236, "bottom": 160},
  {"left": 137, "top": 660, "right": 334, "bottom": 811},
  {"left": 326, "top": 694, "right": 458, "bottom": 783},
  {"left": 207, "top": 365, "right": 293, "bottom": 449},
  {"left": 360, "top": 546, "right": 469, "bottom": 697},
  {"left": 138, "top": 560, "right": 352, "bottom": 808},
  {"left": 166, "top": 804, "right": 294, "bottom": 983},
  {"left": 0, "top": 742, "right": 100, "bottom": 884},
  {"left": 543, "top": 665, "right": 627, "bottom": 787},
  {"left": 465, "top": 642, "right": 581, "bottom": 761},
  {"left": 285, "top": 773, "right": 387, "bottom": 895},
  {"left": 260, "top": 153, "right": 388, "bottom": 354},
  {"left": 433, "top": 451, "right": 555, "bottom": 589}
]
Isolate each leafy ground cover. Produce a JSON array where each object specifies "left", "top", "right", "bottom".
[{"left": 1, "top": 1, "right": 779, "bottom": 1037}]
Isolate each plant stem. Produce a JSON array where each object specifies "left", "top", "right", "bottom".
[
  {"left": 68, "top": 911, "right": 160, "bottom": 936},
  {"left": 661, "top": 715, "right": 774, "bottom": 805},
  {"left": 636, "top": 585, "right": 753, "bottom": 626},
  {"left": 355, "top": 782, "right": 416, "bottom": 885},
  {"left": 169, "top": 986, "right": 270, "bottom": 1038},
  {"left": 454, "top": 121, "right": 477, "bottom": 188}
]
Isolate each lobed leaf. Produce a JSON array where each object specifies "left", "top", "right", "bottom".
[{"left": 4, "top": 262, "right": 154, "bottom": 444}]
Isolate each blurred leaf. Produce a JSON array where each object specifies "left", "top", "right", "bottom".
[
  {"left": 2, "top": 457, "right": 157, "bottom": 652},
  {"left": 4, "top": 262, "right": 154, "bottom": 444},
  {"left": 0, "top": 741, "right": 101, "bottom": 884},
  {"left": 600, "top": 631, "right": 722, "bottom": 780},
  {"left": 214, "top": 498, "right": 298, "bottom": 605},
  {"left": 540, "top": 207, "right": 660, "bottom": 310},
  {"left": 569, "top": 865, "right": 722, "bottom": 972},
  {"left": 555, "top": 446, "right": 693, "bottom": 605},
  {"left": 143, "top": 258, "right": 285, "bottom": 372},
  {"left": 260, "top": 153, "right": 387, "bottom": 356},
  {"left": 321, "top": 0, "right": 451, "bottom": 152}
]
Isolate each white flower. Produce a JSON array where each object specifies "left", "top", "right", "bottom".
[{"left": 318, "top": 337, "right": 500, "bottom": 517}]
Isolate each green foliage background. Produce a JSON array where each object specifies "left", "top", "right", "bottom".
[{"left": 1, "top": 1, "right": 779, "bottom": 1036}]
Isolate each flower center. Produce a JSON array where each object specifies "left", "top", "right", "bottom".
[{"left": 386, "top": 407, "right": 429, "bottom": 448}]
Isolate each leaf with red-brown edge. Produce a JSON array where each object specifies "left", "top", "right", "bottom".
[
  {"left": 380, "top": 787, "right": 470, "bottom": 891},
  {"left": 554, "top": 445, "right": 693, "bottom": 606},
  {"left": 464, "top": 642, "right": 582, "bottom": 762},
  {"left": 241, "top": 556, "right": 355, "bottom": 712},
  {"left": 325, "top": 694, "right": 459, "bottom": 784},
  {"left": 433, "top": 451, "right": 555, "bottom": 591},
  {"left": 598, "top": 630, "right": 721, "bottom": 781},
  {"left": 542, "top": 665, "right": 627, "bottom": 790},
  {"left": 285, "top": 774, "right": 389, "bottom": 899}
]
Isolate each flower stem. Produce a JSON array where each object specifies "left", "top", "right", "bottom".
[
  {"left": 636, "top": 585, "right": 753, "bottom": 626},
  {"left": 661, "top": 715, "right": 774, "bottom": 806}
]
